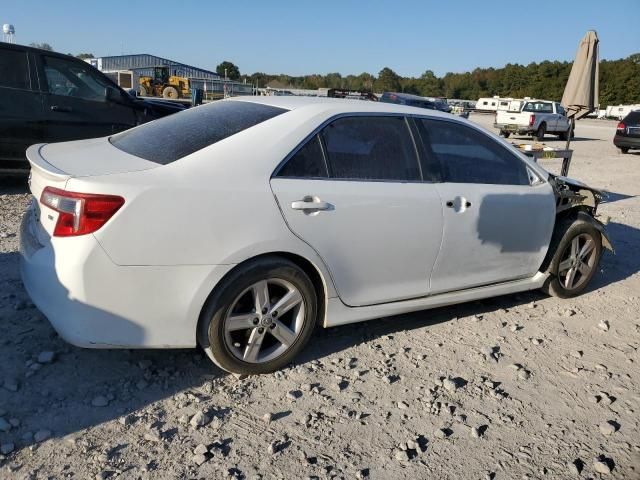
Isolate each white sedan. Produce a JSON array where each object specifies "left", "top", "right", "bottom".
[{"left": 20, "top": 97, "right": 612, "bottom": 374}]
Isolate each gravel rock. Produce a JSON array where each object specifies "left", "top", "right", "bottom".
[
  {"left": 570, "top": 350, "right": 583, "bottom": 358},
  {"left": 397, "top": 401, "right": 409, "bottom": 409},
  {"left": 518, "top": 370, "right": 531, "bottom": 380},
  {"left": 593, "top": 459, "right": 612, "bottom": 475},
  {"left": 34, "top": 429, "right": 52, "bottom": 442},
  {"left": 192, "top": 453, "right": 208, "bottom": 465},
  {"left": 193, "top": 443, "right": 209, "bottom": 455},
  {"left": 394, "top": 449, "right": 410, "bottom": 461},
  {"left": 190, "top": 411, "right": 211, "bottom": 428},
  {"left": 37, "top": 351, "right": 56, "bottom": 364},
  {"left": 598, "top": 320, "right": 610, "bottom": 331},
  {"left": 599, "top": 421, "right": 618, "bottom": 436},
  {"left": 91, "top": 395, "right": 109, "bottom": 407}
]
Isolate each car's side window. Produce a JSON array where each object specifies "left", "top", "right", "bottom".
[
  {"left": 0, "top": 48, "right": 30, "bottom": 90},
  {"left": 321, "top": 116, "right": 420, "bottom": 181},
  {"left": 276, "top": 134, "right": 328, "bottom": 178},
  {"left": 43, "top": 55, "right": 110, "bottom": 102},
  {"left": 556, "top": 104, "right": 566, "bottom": 116},
  {"left": 419, "top": 119, "right": 530, "bottom": 186}
]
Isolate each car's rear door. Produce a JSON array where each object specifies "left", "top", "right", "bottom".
[
  {"left": 270, "top": 115, "right": 443, "bottom": 307},
  {"left": 0, "top": 45, "right": 44, "bottom": 170},
  {"left": 416, "top": 118, "right": 556, "bottom": 294},
  {"left": 37, "top": 54, "right": 137, "bottom": 142}
]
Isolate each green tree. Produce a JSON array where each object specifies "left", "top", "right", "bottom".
[
  {"left": 75, "top": 53, "right": 95, "bottom": 59},
  {"left": 216, "top": 61, "right": 240, "bottom": 80},
  {"left": 375, "top": 67, "right": 401, "bottom": 92},
  {"left": 29, "top": 42, "right": 53, "bottom": 51}
]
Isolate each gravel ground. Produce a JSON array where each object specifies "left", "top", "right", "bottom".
[{"left": 0, "top": 115, "right": 639, "bottom": 479}]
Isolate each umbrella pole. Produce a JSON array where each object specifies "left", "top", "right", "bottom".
[{"left": 565, "top": 117, "right": 575, "bottom": 150}]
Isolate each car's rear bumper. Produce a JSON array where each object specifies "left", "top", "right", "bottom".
[
  {"left": 494, "top": 123, "right": 532, "bottom": 134},
  {"left": 19, "top": 202, "right": 234, "bottom": 348},
  {"left": 614, "top": 135, "right": 640, "bottom": 149}
]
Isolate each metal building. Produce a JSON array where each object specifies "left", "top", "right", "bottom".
[{"left": 87, "top": 54, "right": 253, "bottom": 97}]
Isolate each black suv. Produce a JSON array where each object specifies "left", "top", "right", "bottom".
[
  {"left": 614, "top": 110, "right": 640, "bottom": 154},
  {"left": 0, "top": 42, "right": 184, "bottom": 173}
]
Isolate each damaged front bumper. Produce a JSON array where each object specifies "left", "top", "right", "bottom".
[{"left": 550, "top": 174, "right": 614, "bottom": 252}]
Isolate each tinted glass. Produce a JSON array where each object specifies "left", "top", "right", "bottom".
[
  {"left": 624, "top": 111, "right": 640, "bottom": 124},
  {"left": 556, "top": 104, "right": 566, "bottom": 116},
  {"left": 43, "top": 55, "right": 111, "bottom": 101},
  {"left": 277, "top": 135, "right": 327, "bottom": 178},
  {"left": 111, "top": 101, "right": 287, "bottom": 164},
  {"left": 0, "top": 48, "right": 30, "bottom": 90},
  {"left": 419, "top": 119, "right": 529, "bottom": 185},
  {"left": 321, "top": 116, "right": 420, "bottom": 181},
  {"left": 523, "top": 101, "right": 553, "bottom": 113}
]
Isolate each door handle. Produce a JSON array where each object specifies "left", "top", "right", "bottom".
[
  {"left": 50, "top": 105, "right": 73, "bottom": 112},
  {"left": 446, "top": 197, "right": 471, "bottom": 212},
  {"left": 291, "top": 196, "right": 332, "bottom": 213}
]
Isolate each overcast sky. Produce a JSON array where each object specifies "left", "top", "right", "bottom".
[{"left": 2, "top": 0, "right": 639, "bottom": 77}]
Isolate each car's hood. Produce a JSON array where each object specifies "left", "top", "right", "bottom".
[{"left": 549, "top": 173, "right": 607, "bottom": 212}]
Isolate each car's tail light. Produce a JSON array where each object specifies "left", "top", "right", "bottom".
[
  {"left": 529, "top": 114, "right": 535, "bottom": 127},
  {"left": 617, "top": 122, "right": 625, "bottom": 131},
  {"left": 40, "top": 187, "right": 124, "bottom": 237}
]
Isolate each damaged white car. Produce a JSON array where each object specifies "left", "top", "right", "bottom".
[{"left": 20, "top": 97, "right": 612, "bottom": 374}]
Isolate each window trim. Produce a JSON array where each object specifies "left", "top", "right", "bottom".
[
  {"left": 415, "top": 116, "right": 535, "bottom": 187},
  {"left": 272, "top": 112, "right": 425, "bottom": 183},
  {"left": 0, "top": 47, "right": 32, "bottom": 91}
]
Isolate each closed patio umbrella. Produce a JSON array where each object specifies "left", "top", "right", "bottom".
[{"left": 561, "top": 30, "right": 600, "bottom": 149}]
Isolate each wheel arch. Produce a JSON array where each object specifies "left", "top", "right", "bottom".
[{"left": 196, "top": 251, "right": 329, "bottom": 350}]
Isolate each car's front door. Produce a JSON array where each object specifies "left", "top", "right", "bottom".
[
  {"left": 270, "top": 115, "right": 443, "bottom": 307},
  {"left": 416, "top": 118, "right": 556, "bottom": 294},
  {"left": 0, "top": 46, "right": 44, "bottom": 169},
  {"left": 38, "top": 54, "right": 137, "bottom": 143}
]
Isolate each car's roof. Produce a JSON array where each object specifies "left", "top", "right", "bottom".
[{"left": 229, "top": 95, "right": 454, "bottom": 119}]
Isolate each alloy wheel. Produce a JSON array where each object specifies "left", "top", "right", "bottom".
[
  {"left": 223, "top": 278, "right": 305, "bottom": 363},
  {"left": 557, "top": 233, "right": 598, "bottom": 291}
]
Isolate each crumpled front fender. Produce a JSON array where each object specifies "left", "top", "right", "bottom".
[{"left": 576, "top": 211, "right": 614, "bottom": 253}]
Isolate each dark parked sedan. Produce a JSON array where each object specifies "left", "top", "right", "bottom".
[
  {"left": 614, "top": 110, "right": 640, "bottom": 154},
  {"left": 0, "top": 42, "right": 184, "bottom": 174}
]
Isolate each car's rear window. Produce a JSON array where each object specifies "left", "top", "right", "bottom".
[
  {"left": 624, "top": 111, "right": 640, "bottom": 123},
  {"left": 110, "top": 100, "right": 287, "bottom": 164}
]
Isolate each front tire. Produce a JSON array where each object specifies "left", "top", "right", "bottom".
[
  {"left": 199, "top": 257, "right": 318, "bottom": 375},
  {"left": 542, "top": 218, "right": 602, "bottom": 298},
  {"left": 500, "top": 130, "right": 511, "bottom": 138},
  {"left": 162, "top": 86, "right": 179, "bottom": 99}
]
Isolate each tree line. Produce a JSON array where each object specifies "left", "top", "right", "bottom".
[
  {"left": 242, "top": 54, "right": 640, "bottom": 106},
  {"left": 31, "top": 42, "right": 639, "bottom": 106}
]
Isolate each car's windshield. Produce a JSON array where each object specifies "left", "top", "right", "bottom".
[{"left": 110, "top": 100, "right": 287, "bottom": 164}]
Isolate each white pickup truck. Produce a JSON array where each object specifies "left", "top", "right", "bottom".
[{"left": 494, "top": 100, "right": 572, "bottom": 141}]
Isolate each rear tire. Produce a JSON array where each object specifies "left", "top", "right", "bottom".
[
  {"left": 618, "top": 147, "right": 629, "bottom": 154},
  {"left": 162, "top": 86, "right": 179, "bottom": 99},
  {"left": 534, "top": 123, "right": 546, "bottom": 141},
  {"left": 541, "top": 218, "right": 602, "bottom": 299},
  {"left": 198, "top": 256, "right": 318, "bottom": 375},
  {"left": 500, "top": 131, "right": 511, "bottom": 138}
]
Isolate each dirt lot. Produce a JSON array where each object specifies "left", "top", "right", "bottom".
[{"left": 0, "top": 114, "right": 638, "bottom": 480}]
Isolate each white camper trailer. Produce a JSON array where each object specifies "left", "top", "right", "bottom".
[
  {"left": 476, "top": 96, "right": 501, "bottom": 112},
  {"left": 606, "top": 104, "right": 640, "bottom": 120}
]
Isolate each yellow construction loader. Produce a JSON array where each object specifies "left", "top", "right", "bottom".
[{"left": 138, "top": 66, "right": 190, "bottom": 99}]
